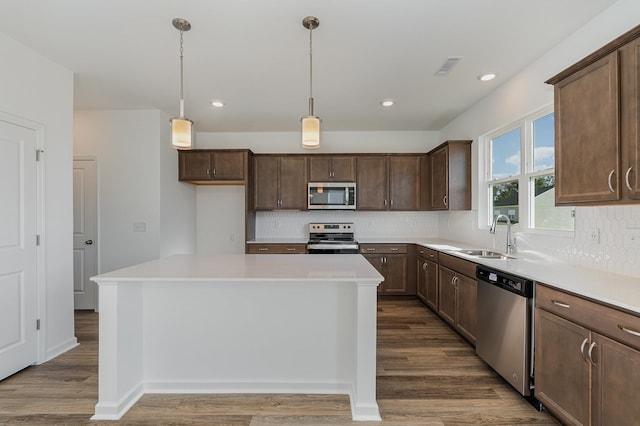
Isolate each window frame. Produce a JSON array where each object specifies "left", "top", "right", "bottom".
[{"left": 479, "top": 104, "right": 574, "bottom": 236}]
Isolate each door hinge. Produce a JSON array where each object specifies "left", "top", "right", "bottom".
[
  {"left": 36, "top": 319, "right": 40, "bottom": 330},
  {"left": 36, "top": 150, "right": 44, "bottom": 161},
  {"left": 36, "top": 235, "right": 41, "bottom": 246}
]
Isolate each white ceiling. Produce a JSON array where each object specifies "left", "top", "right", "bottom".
[{"left": 0, "top": 0, "right": 619, "bottom": 133}]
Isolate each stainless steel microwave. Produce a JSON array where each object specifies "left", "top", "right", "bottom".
[{"left": 308, "top": 182, "right": 356, "bottom": 210}]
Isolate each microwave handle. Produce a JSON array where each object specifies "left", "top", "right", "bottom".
[{"left": 345, "top": 188, "right": 349, "bottom": 205}]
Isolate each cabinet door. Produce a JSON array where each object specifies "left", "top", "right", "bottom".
[
  {"left": 212, "top": 152, "right": 245, "bottom": 181},
  {"left": 389, "top": 156, "right": 420, "bottom": 210},
  {"left": 622, "top": 38, "right": 640, "bottom": 199},
  {"left": 592, "top": 333, "right": 640, "bottom": 426},
  {"left": 424, "top": 259, "right": 438, "bottom": 312},
  {"left": 308, "top": 157, "right": 332, "bottom": 181},
  {"left": 331, "top": 156, "right": 356, "bottom": 181},
  {"left": 357, "top": 156, "right": 388, "bottom": 210},
  {"left": 430, "top": 146, "right": 449, "bottom": 210},
  {"left": 279, "top": 157, "right": 307, "bottom": 209},
  {"left": 555, "top": 52, "right": 620, "bottom": 204},
  {"left": 438, "top": 266, "right": 456, "bottom": 327},
  {"left": 416, "top": 257, "right": 427, "bottom": 302},
  {"left": 455, "top": 273, "right": 477, "bottom": 345},
  {"left": 179, "top": 151, "right": 212, "bottom": 181},
  {"left": 382, "top": 254, "right": 407, "bottom": 294},
  {"left": 254, "top": 156, "right": 279, "bottom": 210},
  {"left": 535, "top": 309, "right": 591, "bottom": 426}
]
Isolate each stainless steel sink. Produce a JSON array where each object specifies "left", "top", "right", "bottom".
[{"left": 457, "top": 249, "right": 515, "bottom": 260}]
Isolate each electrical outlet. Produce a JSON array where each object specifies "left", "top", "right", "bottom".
[
  {"left": 624, "top": 228, "right": 640, "bottom": 248},
  {"left": 589, "top": 227, "right": 600, "bottom": 244}
]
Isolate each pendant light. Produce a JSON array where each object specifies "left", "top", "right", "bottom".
[
  {"left": 301, "top": 16, "right": 320, "bottom": 149},
  {"left": 171, "top": 18, "right": 193, "bottom": 150}
]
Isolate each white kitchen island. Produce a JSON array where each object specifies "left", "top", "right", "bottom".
[{"left": 90, "top": 254, "right": 383, "bottom": 421}]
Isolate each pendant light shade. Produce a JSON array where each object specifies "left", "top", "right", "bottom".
[
  {"left": 302, "top": 116, "right": 320, "bottom": 149},
  {"left": 171, "top": 117, "right": 193, "bottom": 149},
  {"left": 302, "top": 16, "right": 320, "bottom": 150},
  {"left": 171, "top": 18, "right": 193, "bottom": 150}
]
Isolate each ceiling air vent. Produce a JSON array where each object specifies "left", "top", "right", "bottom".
[{"left": 434, "top": 56, "right": 463, "bottom": 77}]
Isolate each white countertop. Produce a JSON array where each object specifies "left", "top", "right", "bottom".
[
  {"left": 411, "top": 239, "right": 640, "bottom": 315},
  {"left": 91, "top": 253, "right": 383, "bottom": 284}
]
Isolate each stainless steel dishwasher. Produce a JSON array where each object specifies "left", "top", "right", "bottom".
[{"left": 476, "top": 265, "right": 540, "bottom": 407}]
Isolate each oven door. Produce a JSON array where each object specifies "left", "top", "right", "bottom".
[{"left": 307, "top": 243, "right": 359, "bottom": 254}]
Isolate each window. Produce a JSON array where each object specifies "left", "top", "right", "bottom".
[{"left": 483, "top": 106, "right": 574, "bottom": 232}]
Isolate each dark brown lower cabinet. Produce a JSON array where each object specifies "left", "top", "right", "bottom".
[
  {"left": 416, "top": 256, "right": 438, "bottom": 311},
  {"left": 360, "top": 244, "right": 408, "bottom": 295},
  {"left": 535, "top": 283, "right": 640, "bottom": 425},
  {"left": 246, "top": 243, "right": 306, "bottom": 254},
  {"left": 437, "top": 253, "right": 477, "bottom": 345}
]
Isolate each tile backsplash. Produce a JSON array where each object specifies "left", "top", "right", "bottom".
[
  {"left": 256, "top": 211, "right": 441, "bottom": 240},
  {"left": 257, "top": 205, "right": 640, "bottom": 278},
  {"left": 441, "top": 206, "right": 640, "bottom": 278}
]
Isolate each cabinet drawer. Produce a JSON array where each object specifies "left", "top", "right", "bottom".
[
  {"left": 247, "top": 244, "right": 306, "bottom": 254},
  {"left": 359, "top": 244, "right": 407, "bottom": 254},
  {"left": 416, "top": 246, "right": 438, "bottom": 262},
  {"left": 536, "top": 283, "right": 640, "bottom": 350},
  {"left": 439, "top": 253, "right": 476, "bottom": 278}
]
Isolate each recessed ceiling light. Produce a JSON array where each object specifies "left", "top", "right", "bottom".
[
  {"left": 211, "top": 100, "right": 225, "bottom": 108},
  {"left": 478, "top": 73, "right": 496, "bottom": 82},
  {"left": 380, "top": 99, "right": 395, "bottom": 107}
]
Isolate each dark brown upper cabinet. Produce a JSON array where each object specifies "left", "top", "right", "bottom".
[
  {"left": 178, "top": 150, "right": 248, "bottom": 184},
  {"left": 308, "top": 155, "right": 356, "bottom": 182},
  {"left": 428, "top": 140, "right": 472, "bottom": 211},
  {"left": 356, "top": 155, "right": 421, "bottom": 211},
  {"left": 546, "top": 25, "right": 640, "bottom": 205},
  {"left": 253, "top": 155, "right": 308, "bottom": 210}
]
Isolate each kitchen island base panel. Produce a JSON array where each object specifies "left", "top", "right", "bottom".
[{"left": 92, "top": 277, "right": 381, "bottom": 422}]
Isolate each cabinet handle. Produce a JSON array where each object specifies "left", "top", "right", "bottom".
[
  {"left": 607, "top": 169, "right": 616, "bottom": 193},
  {"left": 579, "top": 338, "right": 589, "bottom": 362},
  {"left": 419, "top": 250, "right": 425, "bottom": 255},
  {"left": 587, "top": 342, "right": 597, "bottom": 366},
  {"left": 443, "top": 195, "right": 448, "bottom": 207},
  {"left": 390, "top": 248, "right": 399, "bottom": 252},
  {"left": 625, "top": 167, "right": 633, "bottom": 191},
  {"left": 212, "top": 167, "right": 216, "bottom": 176},
  {"left": 206, "top": 168, "right": 211, "bottom": 177},
  {"left": 366, "top": 248, "right": 376, "bottom": 251},
  {"left": 286, "top": 248, "right": 297, "bottom": 251},
  {"left": 258, "top": 248, "right": 269, "bottom": 251},
  {"left": 422, "top": 262, "right": 428, "bottom": 271},
  {"left": 384, "top": 199, "right": 387, "bottom": 207},
  {"left": 429, "top": 253, "right": 435, "bottom": 258},
  {"left": 551, "top": 300, "right": 570, "bottom": 309},
  {"left": 618, "top": 324, "right": 640, "bottom": 337},
  {"left": 390, "top": 199, "right": 394, "bottom": 207}
]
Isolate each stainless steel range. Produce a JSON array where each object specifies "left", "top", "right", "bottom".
[{"left": 307, "top": 223, "right": 359, "bottom": 254}]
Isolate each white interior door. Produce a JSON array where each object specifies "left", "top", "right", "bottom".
[
  {"left": 0, "top": 119, "right": 38, "bottom": 381},
  {"left": 73, "top": 159, "right": 97, "bottom": 310}
]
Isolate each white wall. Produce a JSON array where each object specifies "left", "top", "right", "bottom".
[
  {"left": 74, "top": 110, "right": 197, "bottom": 272},
  {"left": 439, "top": 0, "right": 640, "bottom": 277},
  {"left": 196, "top": 131, "right": 441, "bottom": 153},
  {"left": 159, "top": 113, "right": 197, "bottom": 257},
  {"left": 197, "top": 186, "right": 245, "bottom": 254},
  {"left": 0, "top": 33, "right": 76, "bottom": 360}
]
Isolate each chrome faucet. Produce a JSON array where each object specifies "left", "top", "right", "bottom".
[{"left": 490, "top": 214, "right": 513, "bottom": 255}]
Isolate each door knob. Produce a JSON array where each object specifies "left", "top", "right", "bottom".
[{"left": 85, "top": 240, "right": 93, "bottom": 245}]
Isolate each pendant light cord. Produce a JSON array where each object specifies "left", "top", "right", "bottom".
[
  {"left": 179, "top": 29, "right": 185, "bottom": 118},
  {"left": 308, "top": 26, "right": 314, "bottom": 116}
]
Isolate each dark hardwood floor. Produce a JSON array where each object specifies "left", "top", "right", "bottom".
[{"left": 0, "top": 297, "right": 557, "bottom": 425}]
